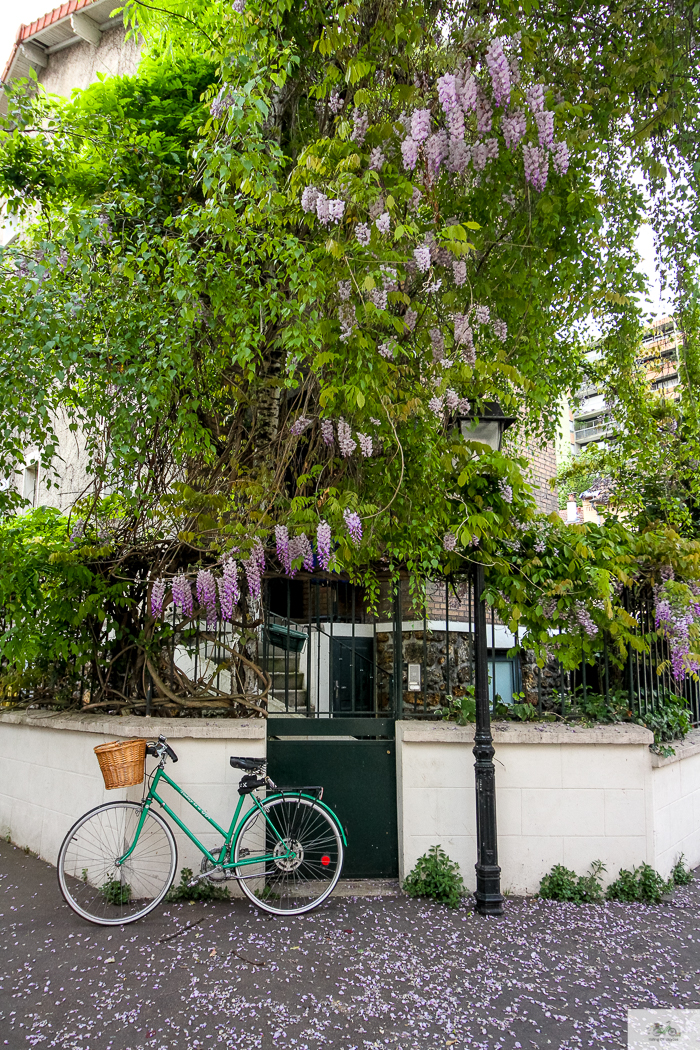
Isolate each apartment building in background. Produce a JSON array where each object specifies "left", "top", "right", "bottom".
[{"left": 571, "top": 316, "right": 683, "bottom": 454}]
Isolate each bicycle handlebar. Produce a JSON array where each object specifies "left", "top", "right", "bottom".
[{"left": 146, "top": 736, "right": 178, "bottom": 763}]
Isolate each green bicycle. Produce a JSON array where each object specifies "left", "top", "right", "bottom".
[{"left": 57, "top": 735, "right": 345, "bottom": 925}]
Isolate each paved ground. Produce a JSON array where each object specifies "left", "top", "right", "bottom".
[{"left": 2, "top": 840, "right": 700, "bottom": 1050}]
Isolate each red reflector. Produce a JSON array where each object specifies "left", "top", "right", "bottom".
[{"left": 321, "top": 854, "right": 331, "bottom": 866}]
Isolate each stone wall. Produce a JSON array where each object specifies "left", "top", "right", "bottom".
[{"left": 396, "top": 720, "right": 700, "bottom": 895}]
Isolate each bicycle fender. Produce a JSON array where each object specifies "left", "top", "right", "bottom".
[{"left": 266, "top": 791, "right": 348, "bottom": 847}]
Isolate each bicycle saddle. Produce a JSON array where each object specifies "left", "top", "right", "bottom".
[{"left": 230, "top": 756, "right": 266, "bottom": 771}]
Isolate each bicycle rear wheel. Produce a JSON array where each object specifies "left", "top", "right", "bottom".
[
  {"left": 233, "top": 794, "right": 344, "bottom": 915},
  {"left": 57, "top": 802, "right": 177, "bottom": 926}
]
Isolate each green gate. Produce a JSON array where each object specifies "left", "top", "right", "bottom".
[
  {"left": 267, "top": 718, "right": 397, "bottom": 878},
  {"left": 263, "top": 578, "right": 401, "bottom": 879}
]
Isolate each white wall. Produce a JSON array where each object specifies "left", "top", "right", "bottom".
[
  {"left": 396, "top": 721, "right": 700, "bottom": 895},
  {"left": 0, "top": 713, "right": 266, "bottom": 887}
]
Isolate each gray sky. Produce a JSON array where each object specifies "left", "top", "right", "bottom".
[{"left": 0, "top": 0, "right": 675, "bottom": 319}]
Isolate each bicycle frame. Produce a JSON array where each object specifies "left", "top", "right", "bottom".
[{"left": 116, "top": 765, "right": 293, "bottom": 873}]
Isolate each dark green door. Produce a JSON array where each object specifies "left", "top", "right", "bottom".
[
  {"left": 331, "top": 637, "right": 374, "bottom": 714},
  {"left": 267, "top": 718, "right": 398, "bottom": 878}
]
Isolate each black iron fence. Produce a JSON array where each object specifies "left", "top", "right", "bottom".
[{"left": 2, "top": 574, "right": 699, "bottom": 726}]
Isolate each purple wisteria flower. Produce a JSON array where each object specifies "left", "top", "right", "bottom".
[
  {"left": 443, "top": 532, "right": 458, "bottom": 552},
  {"left": 337, "top": 418, "right": 357, "bottom": 458},
  {"left": 551, "top": 141, "right": 570, "bottom": 175},
  {"left": 401, "top": 137, "right": 419, "bottom": 171},
  {"left": 355, "top": 222, "right": 371, "bottom": 246},
  {"left": 217, "top": 557, "right": 240, "bottom": 621},
  {"left": 492, "top": 318, "right": 508, "bottom": 342},
  {"left": 290, "top": 416, "right": 312, "bottom": 436},
  {"left": 474, "top": 304, "right": 490, "bottom": 325},
  {"left": 452, "top": 260, "right": 467, "bottom": 286},
  {"left": 525, "top": 83, "right": 545, "bottom": 114},
  {"left": 316, "top": 521, "right": 332, "bottom": 570},
  {"left": 370, "top": 287, "right": 388, "bottom": 310},
  {"left": 315, "top": 193, "right": 330, "bottom": 224},
  {"left": 321, "top": 418, "right": 335, "bottom": 448},
  {"left": 536, "top": 110, "right": 555, "bottom": 148},
  {"left": 378, "top": 342, "right": 395, "bottom": 359},
  {"left": 375, "top": 212, "right": 391, "bottom": 234},
  {"left": 475, "top": 92, "right": 493, "bottom": 134},
  {"left": 428, "top": 395, "right": 444, "bottom": 416},
  {"left": 343, "top": 509, "right": 363, "bottom": 545},
  {"left": 430, "top": 328, "right": 445, "bottom": 363},
  {"left": 151, "top": 578, "right": 167, "bottom": 619},
  {"left": 437, "top": 73, "right": 459, "bottom": 113},
  {"left": 338, "top": 301, "right": 357, "bottom": 341},
  {"left": 457, "top": 73, "right": 477, "bottom": 112},
  {"left": 485, "top": 37, "right": 511, "bottom": 107},
  {"left": 357, "top": 432, "right": 373, "bottom": 456},
  {"left": 458, "top": 397, "right": 471, "bottom": 414},
  {"left": 301, "top": 185, "right": 318, "bottom": 212},
  {"left": 499, "top": 480, "right": 514, "bottom": 504},
  {"left": 403, "top": 309, "right": 418, "bottom": 332},
  {"left": 448, "top": 138, "right": 470, "bottom": 173},
  {"left": 426, "top": 130, "right": 449, "bottom": 179},
  {"left": 196, "top": 569, "right": 218, "bottom": 630},
  {"left": 289, "top": 533, "right": 314, "bottom": 573},
  {"left": 413, "top": 244, "right": 431, "bottom": 272},
  {"left": 328, "top": 89, "right": 344, "bottom": 114},
  {"left": 369, "top": 147, "right": 385, "bottom": 171},
  {"left": 351, "top": 108, "right": 369, "bottom": 145},
  {"left": 243, "top": 540, "right": 265, "bottom": 601},
  {"left": 275, "top": 525, "right": 292, "bottom": 575},
  {"left": 411, "top": 108, "right": 432, "bottom": 143},
  {"left": 447, "top": 106, "right": 465, "bottom": 142},
  {"left": 328, "top": 199, "right": 345, "bottom": 223},
  {"left": 445, "top": 389, "right": 460, "bottom": 411},
  {"left": 574, "top": 604, "right": 598, "bottom": 638},
  {"left": 523, "top": 144, "right": 549, "bottom": 191},
  {"left": 172, "top": 572, "right": 193, "bottom": 618},
  {"left": 502, "top": 109, "right": 527, "bottom": 150}
]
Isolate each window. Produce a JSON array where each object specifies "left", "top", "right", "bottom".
[
  {"left": 23, "top": 464, "right": 37, "bottom": 506},
  {"left": 489, "top": 653, "right": 519, "bottom": 705}
]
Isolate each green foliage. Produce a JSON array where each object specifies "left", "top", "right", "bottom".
[
  {"left": 605, "top": 863, "right": 672, "bottom": 904},
  {"left": 403, "top": 845, "right": 465, "bottom": 907},
  {"left": 538, "top": 861, "right": 605, "bottom": 904},
  {"left": 165, "top": 867, "right": 229, "bottom": 902},
  {"left": 438, "top": 690, "right": 476, "bottom": 725},
  {"left": 641, "top": 695, "right": 692, "bottom": 755},
  {"left": 100, "top": 876, "right": 132, "bottom": 905},
  {"left": 670, "top": 854, "right": 694, "bottom": 887}
]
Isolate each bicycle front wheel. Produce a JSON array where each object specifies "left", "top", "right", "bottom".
[
  {"left": 233, "top": 794, "right": 344, "bottom": 915},
  {"left": 57, "top": 802, "right": 177, "bottom": 926}
]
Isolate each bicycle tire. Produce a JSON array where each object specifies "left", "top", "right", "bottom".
[
  {"left": 57, "top": 801, "right": 177, "bottom": 926},
  {"left": 232, "top": 794, "right": 344, "bottom": 915}
]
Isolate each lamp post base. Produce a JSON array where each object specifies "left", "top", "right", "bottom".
[{"left": 474, "top": 863, "right": 504, "bottom": 916}]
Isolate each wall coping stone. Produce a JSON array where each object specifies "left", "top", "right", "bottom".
[
  {"left": 397, "top": 719, "right": 654, "bottom": 746},
  {"left": 650, "top": 726, "right": 700, "bottom": 768},
  {"left": 0, "top": 711, "right": 266, "bottom": 740}
]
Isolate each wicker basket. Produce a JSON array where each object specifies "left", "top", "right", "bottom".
[{"left": 94, "top": 738, "right": 148, "bottom": 790}]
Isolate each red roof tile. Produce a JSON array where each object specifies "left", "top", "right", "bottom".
[{"left": 2, "top": 0, "right": 96, "bottom": 84}]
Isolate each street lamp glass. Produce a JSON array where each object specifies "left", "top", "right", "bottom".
[{"left": 459, "top": 417, "right": 503, "bottom": 451}]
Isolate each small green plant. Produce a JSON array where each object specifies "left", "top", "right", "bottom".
[
  {"left": 671, "top": 853, "right": 694, "bottom": 886},
  {"left": 403, "top": 845, "right": 465, "bottom": 907},
  {"left": 638, "top": 694, "right": 692, "bottom": 755},
  {"left": 166, "top": 867, "right": 229, "bottom": 903},
  {"left": 538, "top": 861, "right": 605, "bottom": 903},
  {"left": 438, "top": 689, "right": 476, "bottom": 725},
  {"left": 605, "top": 862, "right": 672, "bottom": 903},
  {"left": 100, "top": 876, "right": 132, "bottom": 905}
]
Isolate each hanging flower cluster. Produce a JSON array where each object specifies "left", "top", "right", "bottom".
[
  {"left": 343, "top": 509, "right": 363, "bottom": 545},
  {"left": 655, "top": 579, "right": 700, "bottom": 679}
]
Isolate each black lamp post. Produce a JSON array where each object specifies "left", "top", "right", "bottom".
[{"left": 458, "top": 402, "right": 514, "bottom": 917}]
